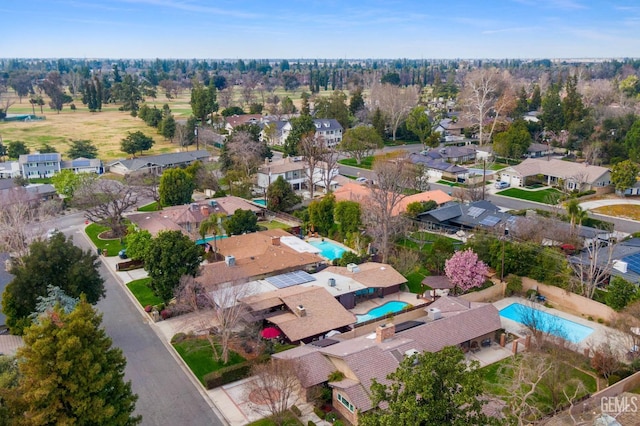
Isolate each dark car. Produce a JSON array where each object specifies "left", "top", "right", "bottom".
[{"left": 118, "top": 249, "right": 128, "bottom": 259}]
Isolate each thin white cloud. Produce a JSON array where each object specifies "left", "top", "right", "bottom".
[
  {"left": 482, "top": 26, "right": 540, "bottom": 35},
  {"left": 116, "top": 0, "right": 261, "bottom": 19},
  {"left": 512, "top": 0, "right": 587, "bottom": 10}
]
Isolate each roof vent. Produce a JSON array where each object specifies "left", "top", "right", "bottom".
[
  {"left": 296, "top": 305, "right": 306, "bottom": 317},
  {"left": 328, "top": 278, "right": 336, "bottom": 287},
  {"left": 224, "top": 255, "right": 236, "bottom": 267},
  {"left": 613, "top": 260, "right": 628, "bottom": 274},
  {"left": 428, "top": 307, "right": 442, "bottom": 320},
  {"left": 404, "top": 349, "right": 420, "bottom": 357},
  {"left": 346, "top": 263, "right": 360, "bottom": 273}
]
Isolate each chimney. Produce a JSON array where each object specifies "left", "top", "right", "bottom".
[
  {"left": 271, "top": 236, "right": 281, "bottom": 246},
  {"left": 296, "top": 305, "right": 306, "bottom": 317},
  {"left": 200, "top": 205, "right": 209, "bottom": 215},
  {"left": 376, "top": 323, "right": 395, "bottom": 343}
]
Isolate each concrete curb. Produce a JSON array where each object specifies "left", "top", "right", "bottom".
[{"left": 79, "top": 227, "right": 231, "bottom": 426}]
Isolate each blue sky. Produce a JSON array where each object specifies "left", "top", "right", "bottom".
[{"left": 1, "top": 0, "right": 639, "bottom": 59}]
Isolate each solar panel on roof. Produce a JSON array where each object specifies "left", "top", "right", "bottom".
[
  {"left": 467, "top": 206, "right": 486, "bottom": 218},
  {"left": 310, "top": 338, "right": 339, "bottom": 347},
  {"left": 480, "top": 216, "right": 501, "bottom": 227},
  {"left": 622, "top": 253, "right": 640, "bottom": 275},
  {"left": 395, "top": 320, "right": 425, "bottom": 333},
  {"left": 265, "top": 270, "right": 316, "bottom": 289}
]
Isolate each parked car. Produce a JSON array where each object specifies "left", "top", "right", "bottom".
[
  {"left": 118, "top": 249, "right": 128, "bottom": 259},
  {"left": 355, "top": 177, "right": 368, "bottom": 183},
  {"left": 494, "top": 181, "right": 510, "bottom": 189}
]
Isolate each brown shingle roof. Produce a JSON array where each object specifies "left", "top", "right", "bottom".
[
  {"left": 243, "top": 286, "right": 356, "bottom": 342},
  {"left": 507, "top": 158, "right": 609, "bottom": 183},
  {"left": 323, "top": 263, "right": 407, "bottom": 288}
]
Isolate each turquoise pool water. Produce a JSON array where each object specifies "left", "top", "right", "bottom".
[
  {"left": 356, "top": 301, "right": 410, "bottom": 324},
  {"left": 499, "top": 303, "right": 594, "bottom": 343},
  {"left": 194, "top": 235, "right": 228, "bottom": 245},
  {"left": 252, "top": 199, "right": 267, "bottom": 206},
  {"left": 308, "top": 240, "right": 346, "bottom": 261}
]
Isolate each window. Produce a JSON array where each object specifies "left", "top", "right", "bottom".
[{"left": 337, "top": 393, "right": 354, "bottom": 412}]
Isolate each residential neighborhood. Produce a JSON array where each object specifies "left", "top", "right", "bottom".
[{"left": 4, "top": 7, "right": 640, "bottom": 425}]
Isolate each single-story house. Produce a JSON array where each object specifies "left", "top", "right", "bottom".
[
  {"left": 60, "top": 157, "right": 103, "bottom": 174},
  {"left": 126, "top": 196, "right": 263, "bottom": 239},
  {"left": 422, "top": 146, "right": 477, "bottom": 164},
  {"left": 0, "top": 184, "right": 57, "bottom": 209},
  {"left": 571, "top": 238, "right": 640, "bottom": 286},
  {"left": 240, "top": 285, "right": 357, "bottom": 344},
  {"left": 408, "top": 153, "right": 469, "bottom": 182},
  {"left": 333, "top": 182, "right": 452, "bottom": 216},
  {"left": 274, "top": 296, "right": 502, "bottom": 425},
  {"left": 624, "top": 181, "right": 640, "bottom": 196},
  {"left": 417, "top": 200, "right": 515, "bottom": 231},
  {"left": 434, "top": 118, "right": 474, "bottom": 138},
  {"left": 107, "top": 150, "right": 210, "bottom": 176},
  {"left": 224, "top": 114, "right": 263, "bottom": 133},
  {"left": 498, "top": 158, "right": 611, "bottom": 191},
  {"left": 525, "top": 143, "right": 553, "bottom": 159},
  {"left": 196, "top": 229, "right": 324, "bottom": 288}
]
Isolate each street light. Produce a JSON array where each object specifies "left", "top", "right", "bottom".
[{"left": 194, "top": 124, "right": 199, "bottom": 151}]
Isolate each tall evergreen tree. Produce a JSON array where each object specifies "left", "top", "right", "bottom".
[
  {"left": 159, "top": 168, "right": 195, "bottom": 206},
  {"left": 13, "top": 300, "right": 141, "bottom": 425}
]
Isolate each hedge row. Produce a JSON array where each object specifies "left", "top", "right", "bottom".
[{"left": 203, "top": 354, "right": 270, "bottom": 389}]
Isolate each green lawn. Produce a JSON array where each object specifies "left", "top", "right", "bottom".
[
  {"left": 85, "top": 223, "right": 125, "bottom": 256},
  {"left": 488, "top": 163, "right": 510, "bottom": 171},
  {"left": 405, "top": 266, "right": 430, "bottom": 294},
  {"left": 338, "top": 156, "right": 374, "bottom": 169},
  {"left": 28, "top": 177, "right": 53, "bottom": 184},
  {"left": 247, "top": 411, "right": 303, "bottom": 426},
  {"left": 173, "top": 338, "right": 246, "bottom": 384},
  {"left": 126, "top": 277, "right": 162, "bottom": 307},
  {"left": 436, "top": 180, "right": 461, "bottom": 187},
  {"left": 137, "top": 201, "right": 160, "bottom": 212},
  {"left": 258, "top": 220, "right": 290, "bottom": 230},
  {"left": 497, "top": 188, "right": 562, "bottom": 204}
]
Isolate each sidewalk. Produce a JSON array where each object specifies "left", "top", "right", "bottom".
[{"left": 580, "top": 199, "right": 640, "bottom": 210}]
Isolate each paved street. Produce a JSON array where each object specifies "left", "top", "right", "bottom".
[{"left": 53, "top": 213, "right": 225, "bottom": 426}]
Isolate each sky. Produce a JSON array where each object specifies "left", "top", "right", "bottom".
[{"left": 1, "top": 0, "right": 640, "bottom": 59}]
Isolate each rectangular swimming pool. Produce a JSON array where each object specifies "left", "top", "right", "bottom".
[
  {"left": 356, "top": 301, "right": 409, "bottom": 324},
  {"left": 499, "top": 302, "right": 594, "bottom": 343},
  {"left": 308, "top": 239, "right": 346, "bottom": 261}
]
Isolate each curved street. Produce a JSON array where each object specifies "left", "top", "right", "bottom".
[{"left": 51, "top": 212, "right": 225, "bottom": 426}]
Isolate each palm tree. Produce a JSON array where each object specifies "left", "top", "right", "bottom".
[
  {"left": 199, "top": 213, "right": 226, "bottom": 258},
  {"left": 566, "top": 198, "right": 588, "bottom": 230}
]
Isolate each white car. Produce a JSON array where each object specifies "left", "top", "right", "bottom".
[{"left": 355, "top": 177, "right": 368, "bottom": 183}]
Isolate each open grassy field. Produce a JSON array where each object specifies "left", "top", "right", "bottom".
[
  {"left": 592, "top": 204, "right": 640, "bottom": 221},
  {"left": 1, "top": 86, "right": 343, "bottom": 162}
]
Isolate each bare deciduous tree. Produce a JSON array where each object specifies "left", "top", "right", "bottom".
[
  {"left": 320, "top": 147, "right": 340, "bottom": 194},
  {"left": 298, "top": 133, "right": 325, "bottom": 199},
  {"left": 226, "top": 131, "right": 264, "bottom": 178},
  {"left": 363, "top": 154, "right": 414, "bottom": 262},
  {"left": 245, "top": 359, "right": 301, "bottom": 426},
  {"left": 369, "top": 83, "right": 419, "bottom": 141},
  {"left": 460, "top": 68, "right": 508, "bottom": 145},
  {"left": 569, "top": 240, "right": 614, "bottom": 299},
  {"left": 218, "top": 86, "right": 234, "bottom": 110},
  {"left": 73, "top": 178, "right": 138, "bottom": 238}
]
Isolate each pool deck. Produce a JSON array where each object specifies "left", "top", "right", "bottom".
[
  {"left": 305, "top": 236, "right": 356, "bottom": 260},
  {"left": 349, "top": 291, "right": 424, "bottom": 315},
  {"left": 494, "top": 297, "right": 630, "bottom": 354}
]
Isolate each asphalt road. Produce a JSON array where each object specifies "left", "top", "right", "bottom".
[{"left": 51, "top": 212, "right": 224, "bottom": 426}]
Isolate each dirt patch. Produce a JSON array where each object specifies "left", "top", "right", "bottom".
[{"left": 592, "top": 205, "right": 640, "bottom": 221}]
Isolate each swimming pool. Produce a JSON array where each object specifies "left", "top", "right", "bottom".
[
  {"left": 252, "top": 198, "right": 267, "bottom": 206},
  {"left": 356, "top": 301, "right": 410, "bottom": 324},
  {"left": 308, "top": 240, "right": 346, "bottom": 261},
  {"left": 499, "top": 303, "right": 594, "bottom": 343}
]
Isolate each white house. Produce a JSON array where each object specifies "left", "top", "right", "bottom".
[
  {"left": 498, "top": 158, "right": 611, "bottom": 191},
  {"left": 269, "top": 118, "right": 343, "bottom": 148},
  {"left": 257, "top": 157, "right": 340, "bottom": 194}
]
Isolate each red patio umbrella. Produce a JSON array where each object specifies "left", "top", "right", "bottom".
[{"left": 261, "top": 327, "right": 281, "bottom": 339}]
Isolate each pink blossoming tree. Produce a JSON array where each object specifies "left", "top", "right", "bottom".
[{"left": 444, "top": 249, "right": 489, "bottom": 295}]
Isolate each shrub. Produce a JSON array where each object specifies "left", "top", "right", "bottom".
[
  {"left": 608, "top": 375, "right": 621, "bottom": 386},
  {"left": 334, "top": 421, "right": 344, "bottom": 426},
  {"left": 291, "top": 405, "right": 302, "bottom": 417},
  {"left": 308, "top": 421, "right": 317, "bottom": 426},
  {"left": 171, "top": 332, "right": 187, "bottom": 344},
  {"left": 203, "top": 363, "right": 253, "bottom": 389},
  {"left": 525, "top": 289, "right": 537, "bottom": 299},
  {"left": 587, "top": 316, "right": 594, "bottom": 321},
  {"left": 313, "top": 407, "right": 324, "bottom": 418},
  {"left": 155, "top": 303, "right": 165, "bottom": 312},
  {"left": 597, "top": 318, "right": 605, "bottom": 324},
  {"left": 160, "top": 309, "right": 172, "bottom": 320},
  {"left": 325, "top": 412, "right": 337, "bottom": 422},
  {"left": 505, "top": 274, "right": 522, "bottom": 296},
  {"left": 328, "top": 371, "right": 345, "bottom": 382},
  {"left": 144, "top": 305, "right": 152, "bottom": 313}
]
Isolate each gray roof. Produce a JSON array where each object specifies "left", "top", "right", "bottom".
[
  {"left": 571, "top": 238, "right": 640, "bottom": 284},
  {"left": 313, "top": 118, "right": 343, "bottom": 131},
  {"left": 423, "top": 146, "right": 476, "bottom": 161},
  {"left": 408, "top": 153, "right": 468, "bottom": 173},
  {"left": 527, "top": 143, "right": 551, "bottom": 153},
  {"left": 418, "top": 202, "right": 463, "bottom": 223},
  {"left": 107, "top": 150, "right": 210, "bottom": 171},
  {"left": 61, "top": 157, "right": 102, "bottom": 169},
  {"left": 18, "top": 152, "right": 61, "bottom": 164}
]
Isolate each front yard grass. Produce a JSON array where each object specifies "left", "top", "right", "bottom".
[
  {"left": 338, "top": 156, "right": 374, "bottom": 169},
  {"left": 497, "top": 188, "right": 562, "bottom": 204},
  {"left": 85, "top": 223, "right": 125, "bottom": 256},
  {"left": 247, "top": 411, "right": 303, "bottom": 426},
  {"left": 437, "top": 180, "right": 461, "bottom": 187},
  {"left": 173, "top": 338, "right": 246, "bottom": 384},
  {"left": 592, "top": 204, "right": 640, "bottom": 221},
  {"left": 137, "top": 201, "right": 161, "bottom": 212},
  {"left": 126, "top": 277, "right": 162, "bottom": 307}
]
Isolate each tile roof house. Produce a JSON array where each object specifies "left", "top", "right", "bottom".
[
  {"left": 196, "top": 229, "right": 324, "bottom": 288},
  {"left": 333, "top": 182, "right": 452, "bottom": 216},
  {"left": 126, "top": 196, "right": 262, "bottom": 239},
  {"left": 107, "top": 150, "right": 210, "bottom": 176},
  {"left": 274, "top": 296, "right": 501, "bottom": 425},
  {"left": 498, "top": 158, "right": 611, "bottom": 191}
]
